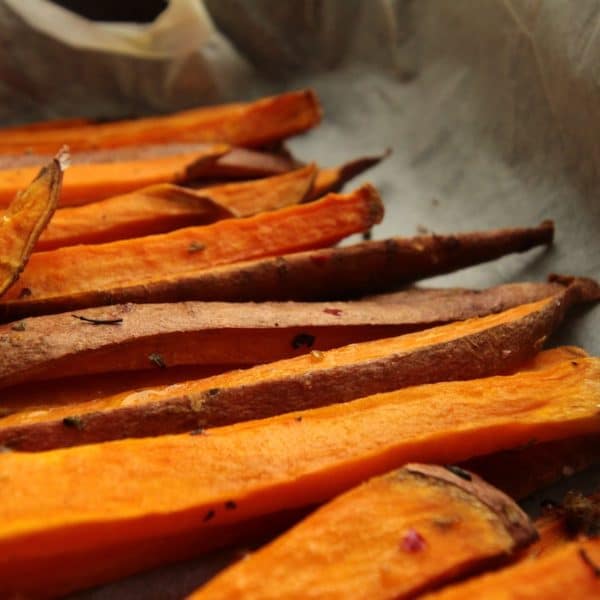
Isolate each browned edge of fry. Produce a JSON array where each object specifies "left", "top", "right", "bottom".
[
  {"left": 405, "top": 464, "right": 538, "bottom": 549},
  {"left": 307, "top": 149, "right": 391, "bottom": 200}
]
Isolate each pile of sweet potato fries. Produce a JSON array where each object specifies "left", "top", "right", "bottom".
[{"left": 0, "top": 90, "right": 598, "bottom": 599}]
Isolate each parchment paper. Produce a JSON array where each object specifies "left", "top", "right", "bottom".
[{"left": 1, "top": 1, "right": 598, "bottom": 597}]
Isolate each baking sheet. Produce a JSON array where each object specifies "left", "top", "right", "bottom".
[{"left": 1, "top": 1, "right": 598, "bottom": 597}]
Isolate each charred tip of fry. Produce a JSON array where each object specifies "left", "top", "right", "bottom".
[
  {"left": 548, "top": 274, "right": 600, "bottom": 301},
  {"left": 55, "top": 146, "right": 71, "bottom": 172},
  {"left": 302, "top": 88, "right": 323, "bottom": 123}
]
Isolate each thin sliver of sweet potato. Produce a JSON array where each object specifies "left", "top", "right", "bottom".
[
  {"left": 0, "top": 90, "right": 322, "bottom": 154},
  {"left": 0, "top": 355, "right": 598, "bottom": 597},
  {"left": 0, "top": 221, "right": 554, "bottom": 320},
  {"left": 35, "top": 165, "right": 316, "bottom": 250},
  {"left": 307, "top": 150, "right": 390, "bottom": 200},
  {"left": 0, "top": 184, "right": 383, "bottom": 306},
  {"left": 0, "top": 279, "right": 573, "bottom": 388},
  {"left": 0, "top": 153, "right": 65, "bottom": 297},
  {"left": 189, "top": 147, "right": 300, "bottom": 181},
  {"left": 189, "top": 465, "right": 536, "bottom": 600},
  {"left": 1, "top": 278, "right": 597, "bottom": 450},
  {"left": 0, "top": 146, "right": 230, "bottom": 207},
  {"left": 420, "top": 538, "right": 600, "bottom": 600}
]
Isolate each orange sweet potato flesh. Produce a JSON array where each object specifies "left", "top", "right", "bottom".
[
  {"left": 0, "top": 356, "right": 598, "bottom": 597},
  {"left": 34, "top": 164, "right": 316, "bottom": 250},
  {"left": 0, "top": 279, "right": 573, "bottom": 389},
  {"left": 0, "top": 146, "right": 230, "bottom": 207},
  {"left": 0, "top": 185, "right": 382, "bottom": 307},
  {"left": 421, "top": 538, "right": 600, "bottom": 600},
  {"left": 0, "top": 90, "right": 322, "bottom": 154},
  {"left": 0, "top": 155, "right": 64, "bottom": 297},
  {"left": 1, "top": 281, "right": 596, "bottom": 450},
  {"left": 190, "top": 465, "right": 536, "bottom": 600},
  {"left": 0, "top": 221, "right": 554, "bottom": 320}
]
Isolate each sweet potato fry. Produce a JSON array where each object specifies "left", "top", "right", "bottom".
[
  {"left": 37, "top": 187, "right": 234, "bottom": 250},
  {"left": 0, "top": 279, "right": 577, "bottom": 388},
  {"left": 0, "top": 146, "right": 229, "bottom": 207},
  {"left": 420, "top": 538, "right": 600, "bottom": 600},
  {"left": 0, "top": 355, "right": 598, "bottom": 597},
  {"left": 307, "top": 151, "right": 390, "bottom": 200},
  {"left": 0, "top": 90, "right": 322, "bottom": 154},
  {"left": 0, "top": 185, "right": 382, "bottom": 309},
  {"left": 0, "top": 221, "right": 554, "bottom": 320},
  {"left": 0, "top": 153, "right": 64, "bottom": 297},
  {"left": 35, "top": 165, "right": 316, "bottom": 250},
  {"left": 189, "top": 465, "right": 536, "bottom": 600},
  {"left": 1, "top": 278, "right": 597, "bottom": 450}
]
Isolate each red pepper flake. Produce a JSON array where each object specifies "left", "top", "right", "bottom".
[
  {"left": 310, "top": 253, "right": 330, "bottom": 266},
  {"left": 225, "top": 500, "right": 237, "bottom": 510},
  {"left": 323, "top": 308, "right": 343, "bottom": 317},
  {"left": 400, "top": 529, "right": 426, "bottom": 552},
  {"left": 203, "top": 509, "right": 215, "bottom": 522}
]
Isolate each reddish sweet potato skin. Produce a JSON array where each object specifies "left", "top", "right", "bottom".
[
  {"left": 0, "top": 221, "right": 554, "bottom": 320},
  {"left": 0, "top": 281, "right": 564, "bottom": 389},
  {"left": 0, "top": 283, "right": 596, "bottom": 451}
]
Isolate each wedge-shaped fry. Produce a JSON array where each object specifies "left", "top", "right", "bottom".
[
  {"left": 421, "top": 538, "right": 600, "bottom": 600},
  {"left": 1, "top": 280, "right": 597, "bottom": 450},
  {"left": 0, "top": 147, "right": 229, "bottom": 207},
  {"left": 0, "top": 145, "right": 300, "bottom": 178},
  {"left": 308, "top": 151, "right": 390, "bottom": 200},
  {"left": 190, "top": 464, "right": 536, "bottom": 600},
  {"left": 36, "top": 165, "right": 316, "bottom": 250},
  {"left": 0, "top": 221, "right": 554, "bottom": 320},
  {"left": 0, "top": 356, "right": 598, "bottom": 597},
  {"left": 0, "top": 185, "right": 382, "bottom": 308},
  {"left": 0, "top": 154, "right": 64, "bottom": 297},
  {"left": 0, "top": 90, "right": 322, "bottom": 154},
  {"left": 0, "top": 279, "right": 575, "bottom": 388},
  {"left": 38, "top": 187, "right": 234, "bottom": 250},
  {"left": 0, "top": 292, "right": 586, "bottom": 422}
]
